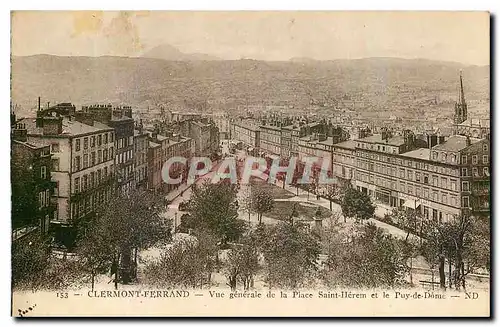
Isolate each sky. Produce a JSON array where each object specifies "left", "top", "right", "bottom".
[{"left": 11, "top": 11, "right": 490, "bottom": 65}]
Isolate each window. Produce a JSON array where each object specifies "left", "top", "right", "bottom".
[
  {"left": 450, "top": 179, "right": 457, "bottom": 191},
  {"left": 74, "top": 177, "right": 80, "bottom": 193},
  {"left": 441, "top": 177, "right": 447, "bottom": 189},
  {"left": 84, "top": 137, "right": 89, "bottom": 150},
  {"left": 416, "top": 186, "right": 421, "bottom": 197},
  {"left": 408, "top": 185, "right": 414, "bottom": 195},
  {"left": 110, "top": 133, "right": 114, "bottom": 143},
  {"left": 432, "top": 175, "right": 438, "bottom": 186},
  {"left": 110, "top": 147, "right": 114, "bottom": 158},
  {"left": 407, "top": 170, "right": 413, "bottom": 180},
  {"left": 441, "top": 153, "right": 447, "bottom": 162},
  {"left": 442, "top": 193, "right": 447, "bottom": 204},
  {"left": 74, "top": 156, "right": 81, "bottom": 171},
  {"left": 483, "top": 167, "right": 490, "bottom": 176},
  {"left": 462, "top": 181, "right": 469, "bottom": 192},
  {"left": 104, "top": 166, "right": 108, "bottom": 177},
  {"left": 75, "top": 139, "right": 81, "bottom": 151},
  {"left": 472, "top": 167, "right": 479, "bottom": 177},
  {"left": 432, "top": 152, "right": 438, "bottom": 160},
  {"left": 461, "top": 168, "right": 468, "bottom": 176},
  {"left": 52, "top": 158, "right": 60, "bottom": 171},
  {"left": 451, "top": 154, "right": 456, "bottom": 163},
  {"left": 416, "top": 172, "right": 421, "bottom": 182},
  {"left": 483, "top": 155, "right": 489, "bottom": 164},
  {"left": 91, "top": 152, "right": 96, "bottom": 166},
  {"left": 424, "top": 188, "right": 429, "bottom": 199},
  {"left": 103, "top": 149, "right": 108, "bottom": 161},
  {"left": 98, "top": 150, "right": 102, "bottom": 164},
  {"left": 104, "top": 133, "right": 108, "bottom": 144},
  {"left": 462, "top": 196, "right": 470, "bottom": 208},
  {"left": 424, "top": 175, "right": 429, "bottom": 184},
  {"left": 39, "top": 191, "right": 45, "bottom": 208},
  {"left": 483, "top": 144, "right": 488, "bottom": 152},
  {"left": 51, "top": 143, "right": 59, "bottom": 153},
  {"left": 472, "top": 155, "right": 478, "bottom": 164},
  {"left": 83, "top": 154, "right": 89, "bottom": 169},
  {"left": 432, "top": 191, "right": 438, "bottom": 202},
  {"left": 98, "top": 135, "right": 102, "bottom": 146},
  {"left": 40, "top": 166, "right": 47, "bottom": 179},
  {"left": 461, "top": 155, "right": 467, "bottom": 164},
  {"left": 97, "top": 169, "right": 102, "bottom": 182},
  {"left": 90, "top": 172, "right": 95, "bottom": 187},
  {"left": 83, "top": 175, "right": 88, "bottom": 190},
  {"left": 91, "top": 136, "right": 96, "bottom": 148}
]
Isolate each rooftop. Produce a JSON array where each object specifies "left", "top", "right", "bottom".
[
  {"left": 458, "top": 118, "right": 490, "bottom": 128},
  {"left": 149, "top": 141, "right": 161, "bottom": 148},
  {"left": 12, "top": 139, "right": 48, "bottom": 150},
  {"left": 356, "top": 134, "right": 406, "bottom": 146},
  {"left": 21, "top": 117, "right": 113, "bottom": 137},
  {"left": 260, "top": 124, "right": 282, "bottom": 131},
  {"left": 432, "top": 135, "right": 482, "bottom": 152},
  {"left": 401, "top": 148, "right": 431, "bottom": 160},
  {"left": 333, "top": 139, "right": 357, "bottom": 150}
]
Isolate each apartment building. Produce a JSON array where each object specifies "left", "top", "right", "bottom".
[
  {"left": 259, "top": 124, "right": 282, "bottom": 156},
  {"left": 11, "top": 123, "right": 56, "bottom": 241},
  {"left": 353, "top": 130, "right": 489, "bottom": 222},
  {"left": 230, "top": 119, "right": 261, "bottom": 153},
  {"left": 81, "top": 105, "right": 135, "bottom": 195},
  {"left": 20, "top": 112, "right": 115, "bottom": 248},
  {"left": 134, "top": 122, "right": 149, "bottom": 192}
]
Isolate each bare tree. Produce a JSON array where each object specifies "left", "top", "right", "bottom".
[{"left": 251, "top": 189, "right": 274, "bottom": 225}]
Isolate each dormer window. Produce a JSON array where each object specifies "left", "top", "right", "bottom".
[{"left": 432, "top": 151, "right": 438, "bottom": 160}]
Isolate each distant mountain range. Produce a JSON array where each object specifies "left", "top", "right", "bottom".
[
  {"left": 11, "top": 54, "right": 489, "bottom": 117},
  {"left": 141, "top": 43, "right": 222, "bottom": 61}
]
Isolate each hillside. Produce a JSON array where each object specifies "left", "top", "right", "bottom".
[
  {"left": 11, "top": 55, "right": 490, "bottom": 118},
  {"left": 141, "top": 44, "right": 222, "bottom": 61}
]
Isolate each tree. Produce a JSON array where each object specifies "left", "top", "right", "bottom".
[
  {"left": 223, "top": 236, "right": 260, "bottom": 291},
  {"left": 240, "top": 186, "right": 253, "bottom": 224},
  {"left": 387, "top": 206, "right": 423, "bottom": 241},
  {"left": 324, "top": 184, "right": 340, "bottom": 211},
  {"left": 12, "top": 233, "right": 84, "bottom": 291},
  {"left": 12, "top": 234, "right": 51, "bottom": 290},
  {"left": 184, "top": 181, "right": 245, "bottom": 245},
  {"left": 340, "top": 187, "right": 375, "bottom": 223},
  {"left": 144, "top": 229, "right": 218, "bottom": 288},
  {"left": 75, "top": 222, "right": 115, "bottom": 291},
  {"left": 446, "top": 212, "right": 489, "bottom": 291},
  {"left": 251, "top": 189, "right": 274, "bottom": 225},
  {"left": 323, "top": 223, "right": 409, "bottom": 288},
  {"left": 420, "top": 219, "right": 449, "bottom": 289},
  {"left": 82, "top": 190, "right": 172, "bottom": 286},
  {"left": 260, "top": 220, "right": 320, "bottom": 289}
]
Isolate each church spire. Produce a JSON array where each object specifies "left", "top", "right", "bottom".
[
  {"left": 459, "top": 70, "right": 466, "bottom": 108},
  {"left": 453, "top": 70, "right": 468, "bottom": 126}
]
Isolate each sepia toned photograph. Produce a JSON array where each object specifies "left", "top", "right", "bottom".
[{"left": 10, "top": 11, "right": 490, "bottom": 317}]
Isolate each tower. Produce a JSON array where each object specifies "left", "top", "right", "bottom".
[{"left": 454, "top": 71, "right": 468, "bottom": 125}]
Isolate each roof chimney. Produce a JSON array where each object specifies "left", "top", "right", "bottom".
[
  {"left": 38, "top": 97, "right": 41, "bottom": 111},
  {"left": 465, "top": 135, "right": 471, "bottom": 147}
]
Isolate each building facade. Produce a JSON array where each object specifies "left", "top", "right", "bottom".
[
  {"left": 20, "top": 112, "right": 115, "bottom": 248},
  {"left": 134, "top": 123, "right": 149, "bottom": 192},
  {"left": 11, "top": 123, "right": 56, "bottom": 241}
]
